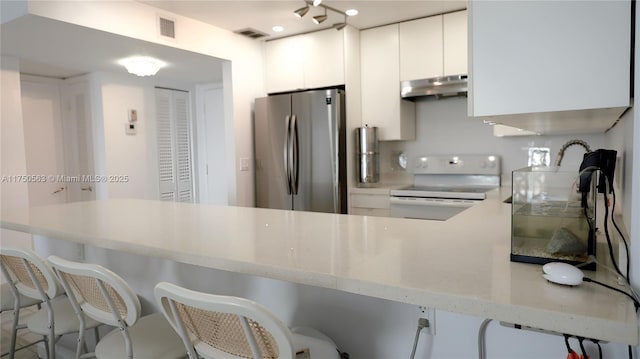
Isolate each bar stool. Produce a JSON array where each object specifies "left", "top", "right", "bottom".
[
  {"left": 0, "top": 247, "right": 101, "bottom": 359},
  {"left": 0, "top": 278, "right": 42, "bottom": 357},
  {"left": 47, "top": 255, "right": 186, "bottom": 359},
  {"left": 154, "top": 281, "right": 342, "bottom": 359}
]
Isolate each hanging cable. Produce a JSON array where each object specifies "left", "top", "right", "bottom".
[
  {"left": 409, "top": 318, "right": 429, "bottom": 359},
  {"left": 589, "top": 339, "right": 602, "bottom": 359},
  {"left": 610, "top": 188, "right": 630, "bottom": 283},
  {"left": 478, "top": 319, "right": 492, "bottom": 359}
]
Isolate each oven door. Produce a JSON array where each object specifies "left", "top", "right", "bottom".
[{"left": 389, "top": 196, "right": 480, "bottom": 221}]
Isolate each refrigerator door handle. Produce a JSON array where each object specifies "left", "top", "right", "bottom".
[
  {"left": 283, "top": 115, "right": 292, "bottom": 195},
  {"left": 291, "top": 114, "right": 300, "bottom": 195},
  {"left": 326, "top": 95, "right": 339, "bottom": 214}
]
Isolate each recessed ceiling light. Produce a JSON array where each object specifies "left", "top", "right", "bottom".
[
  {"left": 345, "top": 9, "right": 359, "bottom": 16},
  {"left": 272, "top": 26, "right": 284, "bottom": 32}
]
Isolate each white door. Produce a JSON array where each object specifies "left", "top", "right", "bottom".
[
  {"left": 61, "top": 79, "right": 96, "bottom": 202},
  {"left": 196, "top": 84, "right": 227, "bottom": 205},
  {"left": 156, "top": 88, "right": 194, "bottom": 202},
  {"left": 21, "top": 78, "right": 67, "bottom": 206}
]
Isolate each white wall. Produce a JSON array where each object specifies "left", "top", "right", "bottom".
[
  {"left": 25, "top": 0, "right": 264, "bottom": 207},
  {"left": 99, "top": 72, "right": 159, "bottom": 199},
  {"left": 0, "top": 56, "right": 32, "bottom": 249}
]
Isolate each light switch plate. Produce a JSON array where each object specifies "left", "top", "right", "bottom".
[{"left": 240, "top": 157, "right": 250, "bottom": 171}]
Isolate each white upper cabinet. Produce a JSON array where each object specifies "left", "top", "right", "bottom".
[
  {"left": 443, "top": 10, "right": 467, "bottom": 76},
  {"left": 400, "top": 16, "right": 443, "bottom": 81},
  {"left": 468, "top": 1, "right": 630, "bottom": 133},
  {"left": 399, "top": 10, "right": 467, "bottom": 81},
  {"left": 304, "top": 29, "right": 345, "bottom": 90},
  {"left": 265, "top": 29, "right": 345, "bottom": 93},
  {"left": 361, "top": 24, "right": 415, "bottom": 141},
  {"left": 265, "top": 35, "right": 305, "bottom": 93}
]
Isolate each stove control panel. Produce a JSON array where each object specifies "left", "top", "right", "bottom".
[{"left": 413, "top": 155, "right": 501, "bottom": 175}]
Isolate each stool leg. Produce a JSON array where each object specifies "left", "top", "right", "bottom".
[{"left": 8, "top": 299, "right": 21, "bottom": 359}]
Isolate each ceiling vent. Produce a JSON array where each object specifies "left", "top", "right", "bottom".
[
  {"left": 159, "top": 17, "right": 176, "bottom": 38},
  {"left": 234, "top": 28, "right": 269, "bottom": 40}
]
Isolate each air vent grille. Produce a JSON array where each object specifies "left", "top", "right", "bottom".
[
  {"left": 234, "top": 28, "right": 268, "bottom": 39},
  {"left": 159, "top": 17, "right": 175, "bottom": 38}
]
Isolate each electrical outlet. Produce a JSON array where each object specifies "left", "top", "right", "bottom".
[{"left": 417, "top": 306, "right": 436, "bottom": 336}]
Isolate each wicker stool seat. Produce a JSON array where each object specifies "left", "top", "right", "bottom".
[
  {"left": 48, "top": 255, "right": 186, "bottom": 359},
  {"left": 0, "top": 248, "right": 101, "bottom": 359},
  {"left": 155, "top": 281, "right": 342, "bottom": 359}
]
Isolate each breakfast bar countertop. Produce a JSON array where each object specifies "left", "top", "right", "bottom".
[{"left": 1, "top": 187, "right": 637, "bottom": 345}]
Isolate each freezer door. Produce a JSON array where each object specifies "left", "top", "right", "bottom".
[
  {"left": 291, "top": 89, "right": 346, "bottom": 213},
  {"left": 254, "top": 95, "right": 293, "bottom": 210}
]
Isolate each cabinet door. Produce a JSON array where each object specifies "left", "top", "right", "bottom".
[
  {"left": 443, "top": 10, "right": 467, "bottom": 76},
  {"left": 304, "top": 29, "right": 345, "bottom": 89},
  {"left": 361, "top": 24, "right": 415, "bottom": 140},
  {"left": 265, "top": 36, "right": 306, "bottom": 93},
  {"left": 469, "top": 1, "right": 630, "bottom": 117},
  {"left": 399, "top": 15, "right": 443, "bottom": 81}
]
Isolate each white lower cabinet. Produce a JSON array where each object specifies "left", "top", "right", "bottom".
[{"left": 349, "top": 191, "right": 390, "bottom": 217}]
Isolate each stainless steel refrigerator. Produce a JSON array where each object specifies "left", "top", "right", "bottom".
[{"left": 254, "top": 89, "right": 347, "bottom": 214}]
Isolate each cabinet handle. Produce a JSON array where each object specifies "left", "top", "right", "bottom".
[
  {"left": 52, "top": 187, "right": 65, "bottom": 194},
  {"left": 81, "top": 186, "right": 93, "bottom": 192}
]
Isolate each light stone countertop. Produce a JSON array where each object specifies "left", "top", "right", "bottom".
[{"left": 0, "top": 188, "right": 637, "bottom": 345}]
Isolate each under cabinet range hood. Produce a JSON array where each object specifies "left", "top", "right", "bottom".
[{"left": 401, "top": 74, "right": 467, "bottom": 99}]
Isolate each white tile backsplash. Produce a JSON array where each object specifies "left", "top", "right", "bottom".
[{"left": 380, "top": 97, "right": 607, "bottom": 184}]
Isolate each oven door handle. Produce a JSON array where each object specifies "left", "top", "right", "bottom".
[{"left": 389, "top": 197, "right": 477, "bottom": 207}]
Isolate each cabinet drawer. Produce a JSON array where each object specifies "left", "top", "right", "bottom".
[
  {"left": 350, "top": 207, "right": 390, "bottom": 217},
  {"left": 350, "top": 194, "right": 390, "bottom": 209}
]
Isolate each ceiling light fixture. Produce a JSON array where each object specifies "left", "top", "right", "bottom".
[
  {"left": 272, "top": 25, "right": 284, "bottom": 32},
  {"left": 294, "top": 5, "right": 309, "bottom": 18},
  {"left": 293, "top": 2, "right": 352, "bottom": 28},
  {"left": 312, "top": 8, "right": 327, "bottom": 24},
  {"left": 119, "top": 56, "right": 165, "bottom": 77},
  {"left": 333, "top": 14, "right": 347, "bottom": 31}
]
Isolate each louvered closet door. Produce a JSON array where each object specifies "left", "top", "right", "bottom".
[{"left": 155, "top": 88, "right": 194, "bottom": 202}]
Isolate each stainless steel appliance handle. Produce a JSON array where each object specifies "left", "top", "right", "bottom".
[
  {"left": 389, "top": 197, "right": 477, "bottom": 208},
  {"left": 327, "top": 93, "right": 339, "bottom": 213},
  {"left": 291, "top": 114, "right": 300, "bottom": 195},
  {"left": 283, "top": 115, "right": 292, "bottom": 195}
]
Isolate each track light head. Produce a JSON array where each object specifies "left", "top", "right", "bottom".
[
  {"left": 333, "top": 22, "right": 346, "bottom": 30},
  {"left": 313, "top": 0, "right": 322, "bottom": 6},
  {"left": 312, "top": 14, "right": 327, "bottom": 24},
  {"left": 294, "top": 5, "right": 309, "bottom": 18},
  {"left": 313, "top": 7, "right": 327, "bottom": 24}
]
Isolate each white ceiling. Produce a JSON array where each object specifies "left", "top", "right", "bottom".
[
  {"left": 0, "top": 15, "right": 225, "bottom": 83},
  {"left": 140, "top": 0, "right": 467, "bottom": 39},
  {"left": 0, "top": 1, "right": 466, "bottom": 80}
]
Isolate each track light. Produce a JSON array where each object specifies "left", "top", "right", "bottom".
[
  {"left": 333, "top": 14, "right": 347, "bottom": 30},
  {"left": 294, "top": 5, "right": 309, "bottom": 18},
  {"left": 312, "top": 8, "right": 327, "bottom": 24},
  {"left": 333, "top": 22, "right": 346, "bottom": 31},
  {"left": 292, "top": 2, "right": 355, "bottom": 28}
]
